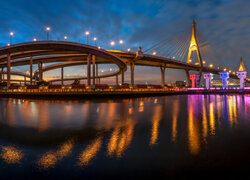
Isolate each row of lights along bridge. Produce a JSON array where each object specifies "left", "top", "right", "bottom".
[{"left": 7, "top": 27, "right": 131, "bottom": 52}]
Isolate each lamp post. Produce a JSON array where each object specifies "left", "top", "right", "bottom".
[
  {"left": 110, "top": 41, "right": 115, "bottom": 48},
  {"left": 93, "top": 37, "right": 97, "bottom": 46},
  {"left": 10, "top": 32, "right": 14, "bottom": 44},
  {"left": 119, "top": 40, "right": 123, "bottom": 50},
  {"left": 46, "top": 27, "right": 50, "bottom": 40},
  {"left": 85, "top": 31, "right": 90, "bottom": 44}
]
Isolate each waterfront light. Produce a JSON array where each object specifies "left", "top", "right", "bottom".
[
  {"left": 98, "top": 46, "right": 101, "bottom": 49},
  {"left": 64, "top": 36, "right": 68, "bottom": 40},
  {"left": 46, "top": 27, "right": 51, "bottom": 40},
  {"left": 153, "top": 51, "right": 157, "bottom": 55},
  {"left": 7, "top": 43, "right": 10, "bottom": 46},
  {"left": 33, "top": 38, "right": 37, "bottom": 42}
]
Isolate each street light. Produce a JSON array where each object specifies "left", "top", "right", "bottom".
[
  {"left": 46, "top": 27, "right": 50, "bottom": 40},
  {"left": 209, "top": 64, "right": 213, "bottom": 68},
  {"left": 110, "top": 41, "right": 115, "bottom": 47},
  {"left": 93, "top": 37, "right": 97, "bottom": 46},
  {"left": 9, "top": 32, "right": 14, "bottom": 44},
  {"left": 64, "top": 36, "right": 68, "bottom": 40},
  {"left": 127, "top": 48, "right": 131, "bottom": 52},
  {"left": 98, "top": 46, "right": 101, "bottom": 49},
  {"left": 153, "top": 51, "right": 157, "bottom": 55},
  {"left": 33, "top": 38, "right": 37, "bottom": 42},
  {"left": 119, "top": 40, "right": 123, "bottom": 50},
  {"left": 85, "top": 31, "right": 90, "bottom": 44}
]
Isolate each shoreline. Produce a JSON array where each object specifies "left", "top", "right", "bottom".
[{"left": 0, "top": 89, "right": 249, "bottom": 100}]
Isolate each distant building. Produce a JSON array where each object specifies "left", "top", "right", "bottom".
[{"left": 176, "top": 81, "right": 186, "bottom": 87}]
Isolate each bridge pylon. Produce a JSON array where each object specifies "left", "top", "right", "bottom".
[{"left": 186, "top": 20, "right": 203, "bottom": 85}]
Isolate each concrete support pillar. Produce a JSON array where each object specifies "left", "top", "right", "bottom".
[
  {"left": 121, "top": 68, "right": 124, "bottom": 85},
  {"left": 185, "top": 70, "right": 191, "bottom": 86},
  {"left": 189, "top": 74, "right": 199, "bottom": 88},
  {"left": 219, "top": 72, "right": 229, "bottom": 89},
  {"left": 38, "top": 62, "right": 43, "bottom": 81},
  {"left": 96, "top": 64, "right": 98, "bottom": 84},
  {"left": 130, "top": 63, "right": 135, "bottom": 87},
  {"left": 204, "top": 73, "right": 214, "bottom": 89},
  {"left": 237, "top": 71, "right": 247, "bottom": 89},
  {"left": 160, "top": 66, "right": 166, "bottom": 87},
  {"left": 61, "top": 67, "right": 64, "bottom": 85},
  {"left": 87, "top": 54, "right": 92, "bottom": 86},
  {"left": 92, "top": 55, "right": 95, "bottom": 86},
  {"left": 7, "top": 53, "right": 11, "bottom": 87},
  {"left": 30, "top": 56, "right": 33, "bottom": 85}
]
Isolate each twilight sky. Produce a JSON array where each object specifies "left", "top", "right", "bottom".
[{"left": 0, "top": 0, "right": 249, "bottom": 84}]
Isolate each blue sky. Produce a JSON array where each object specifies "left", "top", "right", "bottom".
[{"left": 0, "top": 0, "right": 249, "bottom": 84}]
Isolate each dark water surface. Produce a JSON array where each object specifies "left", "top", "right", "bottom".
[{"left": 0, "top": 95, "right": 250, "bottom": 179}]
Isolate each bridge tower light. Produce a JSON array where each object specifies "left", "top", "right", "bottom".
[
  {"left": 187, "top": 20, "right": 203, "bottom": 84},
  {"left": 237, "top": 57, "right": 247, "bottom": 89}
]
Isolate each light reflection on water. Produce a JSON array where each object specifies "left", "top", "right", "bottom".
[{"left": 0, "top": 95, "right": 250, "bottom": 177}]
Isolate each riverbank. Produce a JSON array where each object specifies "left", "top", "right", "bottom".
[{"left": 0, "top": 88, "right": 249, "bottom": 99}]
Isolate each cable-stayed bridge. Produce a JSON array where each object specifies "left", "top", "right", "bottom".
[{"left": 0, "top": 21, "right": 249, "bottom": 88}]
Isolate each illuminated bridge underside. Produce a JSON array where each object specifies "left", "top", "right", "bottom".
[{"left": 40, "top": 61, "right": 121, "bottom": 83}]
